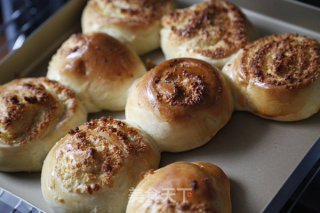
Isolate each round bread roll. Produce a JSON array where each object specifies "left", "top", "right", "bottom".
[
  {"left": 222, "top": 33, "right": 320, "bottom": 121},
  {"left": 125, "top": 58, "right": 233, "bottom": 152},
  {"left": 82, "top": 0, "right": 175, "bottom": 55},
  {"left": 47, "top": 32, "right": 146, "bottom": 113},
  {"left": 41, "top": 117, "right": 160, "bottom": 213},
  {"left": 0, "top": 77, "right": 87, "bottom": 172},
  {"left": 161, "top": 0, "right": 257, "bottom": 69},
  {"left": 126, "top": 161, "right": 232, "bottom": 213}
]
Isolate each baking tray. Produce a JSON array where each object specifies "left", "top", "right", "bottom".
[{"left": 0, "top": 0, "right": 319, "bottom": 213}]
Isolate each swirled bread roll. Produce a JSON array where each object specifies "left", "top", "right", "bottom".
[
  {"left": 0, "top": 77, "right": 87, "bottom": 172},
  {"left": 161, "top": 0, "right": 257, "bottom": 68},
  {"left": 82, "top": 0, "right": 174, "bottom": 55},
  {"left": 47, "top": 32, "right": 146, "bottom": 113},
  {"left": 222, "top": 33, "right": 320, "bottom": 121},
  {"left": 41, "top": 117, "right": 160, "bottom": 213},
  {"left": 126, "top": 161, "right": 232, "bottom": 213},
  {"left": 125, "top": 58, "right": 233, "bottom": 152}
]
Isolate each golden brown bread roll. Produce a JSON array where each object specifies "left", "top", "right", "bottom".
[
  {"left": 222, "top": 33, "right": 320, "bottom": 121},
  {"left": 41, "top": 117, "right": 160, "bottom": 213},
  {"left": 0, "top": 77, "right": 87, "bottom": 172},
  {"left": 126, "top": 161, "right": 232, "bottom": 213},
  {"left": 161, "top": 0, "right": 257, "bottom": 69},
  {"left": 125, "top": 58, "right": 233, "bottom": 152},
  {"left": 82, "top": 0, "right": 175, "bottom": 55},
  {"left": 47, "top": 32, "right": 146, "bottom": 113}
]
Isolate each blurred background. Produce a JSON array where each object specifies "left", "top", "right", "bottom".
[
  {"left": 0, "top": 0, "right": 319, "bottom": 61},
  {"left": 0, "top": 0, "right": 68, "bottom": 60}
]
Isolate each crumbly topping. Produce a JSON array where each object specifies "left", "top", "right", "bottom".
[
  {"left": 240, "top": 33, "right": 320, "bottom": 89},
  {"left": 152, "top": 59, "right": 209, "bottom": 107},
  {"left": 0, "top": 78, "right": 76, "bottom": 146},
  {"left": 94, "top": 0, "right": 174, "bottom": 25},
  {"left": 55, "top": 117, "right": 150, "bottom": 194},
  {"left": 150, "top": 59, "right": 222, "bottom": 110},
  {"left": 162, "top": 0, "right": 248, "bottom": 58},
  {"left": 157, "top": 69, "right": 206, "bottom": 107}
]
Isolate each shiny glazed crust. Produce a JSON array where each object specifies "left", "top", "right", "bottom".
[
  {"left": 161, "top": 0, "right": 257, "bottom": 68},
  {"left": 222, "top": 33, "right": 320, "bottom": 121},
  {"left": 126, "top": 58, "right": 233, "bottom": 152},
  {"left": 126, "top": 161, "right": 232, "bottom": 213},
  {"left": 41, "top": 117, "right": 160, "bottom": 213},
  {"left": 47, "top": 32, "right": 146, "bottom": 112},
  {"left": 0, "top": 77, "right": 87, "bottom": 171},
  {"left": 82, "top": 0, "right": 175, "bottom": 55}
]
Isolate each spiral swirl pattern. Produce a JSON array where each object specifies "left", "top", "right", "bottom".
[
  {"left": 54, "top": 117, "right": 157, "bottom": 194},
  {"left": 0, "top": 78, "right": 79, "bottom": 146},
  {"left": 42, "top": 117, "right": 160, "bottom": 213},
  {"left": 145, "top": 58, "right": 225, "bottom": 120},
  {"left": 222, "top": 33, "right": 320, "bottom": 121},
  {"left": 161, "top": 0, "right": 256, "bottom": 67},
  {"left": 240, "top": 34, "right": 320, "bottom": 89},
  {"left": 126, "top": 58, "right": 233, "bottom": 152},
  {"left": 0, "top": 77, "right": 87, "bottom": 171}
]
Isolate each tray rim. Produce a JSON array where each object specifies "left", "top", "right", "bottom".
[{"left": 0, "top": 1, "right": 320, "bottom": 213}]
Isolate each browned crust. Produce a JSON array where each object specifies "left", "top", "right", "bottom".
[
  {"left": 0, "top": 77, "right": 77, "bottom": 146},
  {"left": 162, "top": 0, "right": 249, "bottom": 58},
  {"left": 134, "top": 161, "right": 230, "bottom": 212},
  {"left": 54, "top": 117, "right": 152, "bottom": 194},
  {"left": 86, "top": 0, "right": 174, "bottom": 28},
  {"left": 239, "top": 33, "right": 320, "bottom": 89},
  {"left": 56, "top": 33, "right": 140, "bottom": 81},
  {"left": 137, "top": 58, "right": 225, "bottom": 121}
]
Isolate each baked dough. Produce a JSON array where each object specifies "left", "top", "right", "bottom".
[
  {"left": 126, "top": 58, "right": 233, "bottom": 152},
  {"left": 161, "top": 0, "right": 257, "bottom": 68},
  {"left": 41, "top": 117, "right": 160, "bottom": 213},
  {"left": 126, "top": 161, "right": 232, "bottom": 213},
  {"left": 82, "top": 0, "right": 175, "bottom": 55},
  {"left": 47, "top": 32, "right": 146, "bottom": 112},
  {"left": 222, "top": 33, "right": 320, "bottom": 121},
  {"left": 0, "top": 77, "right": 87, "bottom": 172}
]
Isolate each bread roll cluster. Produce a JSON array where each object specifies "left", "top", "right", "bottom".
[{"left": 1, "top": 0, "right": 319, "bottom": 212}]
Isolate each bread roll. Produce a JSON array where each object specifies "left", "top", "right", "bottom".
[
  {"left": 222, "top": 33, "right": 320, "bottom": 121},
  {"left": 161, "top": 0, "right": 257, "bottom": 69},
  {"left": 41, "top": 117, "right": 160, "bottom": 213},
  {"left": 0, "top": 77, "right": 87, "bottom": 172},
  {"left": 47, "top": 32, "right": 146, "bottom": 113},
  {"left": 125, "top": 58, "right": 233, "bottom": 152},
  {"left": 82, "top": 0, "right": 174, "bottom": 55},
  {"left": 126, "top": 161, "right": 232, "bottom": 213}
]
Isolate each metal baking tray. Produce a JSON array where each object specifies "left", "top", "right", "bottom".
[{"left": 0, "top": 0, "right": 319, "bottom": 212}]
